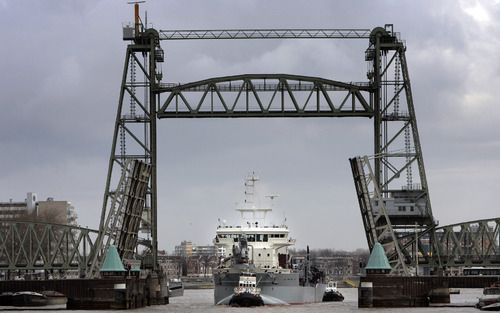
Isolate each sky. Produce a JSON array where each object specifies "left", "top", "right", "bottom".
[{"left": 1, "top": 0, "right": 500, "bottom": 252}]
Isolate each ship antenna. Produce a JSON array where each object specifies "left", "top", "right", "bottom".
[
  {"left": 266, "top": 194, "right": 279, "bottom": 207},
  {"left": 282, "top": 213, "right": 287, "bottom": 227},
  {"left": 127, "top": 1, "right": 146, "bottom": 36}
]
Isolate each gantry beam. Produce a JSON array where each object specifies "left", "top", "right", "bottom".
[
  {"left": 157, "top": 74, "right": 374, "bottom": 118},
  {"left": 159, "top": 29, "right": 371, "bottom": 40}
]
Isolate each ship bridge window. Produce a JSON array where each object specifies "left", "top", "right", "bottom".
[
  {"left": 247, "top": 235, "right": 255, "bottom": 242},
  {"left": 256, "top": 234, "right": 261, "bottom": 242},
  {"left": 263, "top": 234, "right": 268, "bottom": 242}
]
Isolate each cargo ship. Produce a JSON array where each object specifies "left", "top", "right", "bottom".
[{"left": 213, "top": 173, "right": 326, "bottom": 305}]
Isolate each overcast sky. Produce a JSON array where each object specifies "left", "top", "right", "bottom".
[{"left": 1, "top": 0, "right": 499, "bottom": 252}]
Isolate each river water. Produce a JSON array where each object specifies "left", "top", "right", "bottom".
[
  {"left": 159, "top": 288, "right": 483, "bottom": 313},
  {"left": 1, "top": 288, "right": 484, "bottom": 312}
]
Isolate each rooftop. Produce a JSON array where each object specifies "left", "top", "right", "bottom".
[
  {"left": 100, "top": 245, "right": 126, "bottom": 272},
  {"left": 365, "top": 242, "right": 391, "bottom": 270}
]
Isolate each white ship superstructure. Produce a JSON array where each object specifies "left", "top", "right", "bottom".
[
  {"left": 215, "top": 208, "right": 295, "bottom": 269},
  {"left": 212, "top": 173, "right": 325, "bottom": 305}
]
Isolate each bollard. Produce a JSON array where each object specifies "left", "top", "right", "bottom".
[
  {"left": 428, "top": 287, "right": 450, "bottom": 304},
  {"left": 358, "top": 281, "right": 373, "bottom": 308}
]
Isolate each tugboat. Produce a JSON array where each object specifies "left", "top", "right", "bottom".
[
  {"left": 229, "top": 272, "right": 264, "bottom": 307},
  {"left": 322, "top": 281, "right": 344, "bottom": 302},
  {"left": 213, "top": 173, "right": 326, "bottom": 305},
  {"left": 168, "top": 278, "right": 184, "bottom": 297}
]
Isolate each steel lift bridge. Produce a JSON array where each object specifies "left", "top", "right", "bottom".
[{"left": 1, "top": 7, "right": 498, "bottom": 277}]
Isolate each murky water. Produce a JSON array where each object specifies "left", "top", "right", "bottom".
[
  {"left": 0, "top": 288, "right": 484, "bottom": 312},
  {"left": 160, "top": 288, "right": 483, "bottom": 313}
]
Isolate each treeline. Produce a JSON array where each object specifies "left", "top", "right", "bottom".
[{"left": 288, "top": 248, "right": 369, "bottom": 259}]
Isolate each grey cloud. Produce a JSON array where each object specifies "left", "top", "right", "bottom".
[{"left": 1, "top": 0, "right": 499, "bottom": 251}]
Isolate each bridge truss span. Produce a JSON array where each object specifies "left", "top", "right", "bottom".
[
  {"left": 157, "top": 74, "right": 374, "bottom": 118},
  {"left": 433, "top": 218, "right": 500, "bottom": 267},
  {"left": 0, "top": 221, "right": 98, "bottom": 272}
]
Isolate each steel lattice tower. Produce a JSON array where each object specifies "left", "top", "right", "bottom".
[{"left": 95, "top": 4, "right": 163, "bottom": 272}]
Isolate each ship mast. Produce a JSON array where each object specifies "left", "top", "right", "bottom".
[{"left": 237, "top": 172, "right": 271, "bottom": 226}]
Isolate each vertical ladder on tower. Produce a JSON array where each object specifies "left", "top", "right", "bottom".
[
  {"left": 350, "top": 156, "right": 409, "bottom": 275},
  {"left": 130, "top": 54, "right": 137, "bottom": 117}
]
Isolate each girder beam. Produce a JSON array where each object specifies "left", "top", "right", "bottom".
[{"left": 158, "top": 28, "right": 371, "bottom": 40}]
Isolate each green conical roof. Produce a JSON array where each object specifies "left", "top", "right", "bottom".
[
  {"left": 365, "top": 242, "right": 391, "bottom": 270},
  {"left": 100, "top": 245, "right": 126, "bottom": 272}
]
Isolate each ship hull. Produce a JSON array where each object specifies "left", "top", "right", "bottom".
[
  {"left": 168, "top": 281, "right": 184, "bottom": 298},
  {"left": 216, "top": 284, "right": 326, "bottom": 305},
  {"left": 214, "top": 271, "right": 325, "bottom": 305}
]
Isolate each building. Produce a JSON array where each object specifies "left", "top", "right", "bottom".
[
  {"left": 192, "top": 245, "right": 216, "bottom": 257},
  {"left": 38, "top": 197, "right": 77, "bottom": 225},
  {"left": 291, "top": 252, "right": 367, "bottom": 279},
  {"left": 173, "top": 241, "right": 218, "bottom": 276},
  {"left": 0, "top": 192, "right": 37, "bottom": 220},
  {"left": 0, "top": 192, "right": 78, "bottom": 225},
  {"left": 174, "top": 241, "right": 193, "bottom": 257},
  {"left": 314, "top": 256, "right": 355, "bottom": 277},
  {"left": 158, "top": 251, "right": 183, "bottom": 278},
  {"left": 185, "top": 255, "right": 218, "bottom": 277}
]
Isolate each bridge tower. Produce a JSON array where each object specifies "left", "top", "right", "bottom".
[
  {"left": 93, "top": 3, "right": 163, "bottom": 274},
  {"left": 358, "top": 26, "right": 437, "bottom": 273}
]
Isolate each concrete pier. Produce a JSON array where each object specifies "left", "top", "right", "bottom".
[
  {"left": 0, "top": 275, "right": 168, "bottom": 309},
  {"left": 359, "top": 275, "right": 500, "bottom": 307}
]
